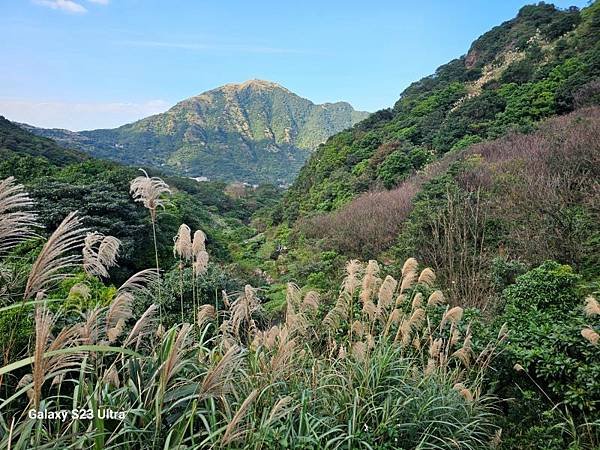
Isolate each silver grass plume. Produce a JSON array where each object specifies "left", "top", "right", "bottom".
[
  {"left": 229, "top": 285, "right": 261, "bottom": 339},
  {"left": 105, "top": 292, "right": 133, "bottom": 343},
  {"left": 76, "top": 307, "right": 102, "bottom": 345},
  {"left": 402, "top": 257, "right": 418, "bottom": 277},
  {"left": 113, "top": 270, "right": 158, "bottom": 346},
  {"left": 581, "top": 327, "right": 599, "bottom": 345},
  {"left": 302, "top": 291, "right": 320, "bottom": 311},
  {"left": 399, "top": 257, "right": 419, "bottom": 293},
  {"left": 83, "top": 232, "right": 121, "bottom": 278},
  {"left": 124, "top": 304, "right": 158, "bottom": 349},
  {"left": 360, "top": 260, "right": 381, "bottom": 304},
  {"left": 0, "top": 177, "right": 38, "bottom": 255},
  {"left": 192, "top": 229, "right": 207, "bottom": 255},
  {"left": 412, "top": 292, "right": 423, "bottom": 309},
  {"left": 427, "top": 290, "right": 445, "bottom": 307},
  {"left": 129, "top": 169, "right": 171, "bottom": 222},
  {"left": 197, "top": 304, "right": 216, "bottom": 328},
  {"left": 31, "top": 303, "right": 83, "bottom": 408},
  {"left": 418, "top": 267, "right": 436, "bottom": 286},
  {"left": 441, "top": 306, "right": 464, "bottom": 329},
  {"left": 199, "top": 345, "right": 243, "bottom": 400},
  {"left": 98, "top": 235, "right": 120, "bottom": 268},
  {"left": 193, "top": 250, "right": 209, "bottom": 276},
  {"left": 160, "top": 323, "right": 193, "bottom": 387},
  {"left": 342, "top": 260, "right": 362, "bottom": 296},
  {"left": 117, "top": 268, "right": 159, "bottom": 299},
  {"left": 584, "top": 296, "right": 600, "bottom": 317},
  {"left": 24, "top": 212, "right": 85, "bottom": 299},
  {"left": 285, "top": 283, "right": 308, "bottom": 335},
  {"left": 351, "top": 320, "right": 365, "bottom": 338},
  {"left": 221, "top": 389, "right": 259, "bottom": 446},
  {"left": 129, "top": 169, "right": 170, "bottom": 321},
  {"left": 173, "top": 224, "right": 193, "bottom": 261},
  {"left": 377, "top": 275, "right": 397, "bottom": 311}
]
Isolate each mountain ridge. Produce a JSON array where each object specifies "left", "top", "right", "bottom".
[{"left": 21, "top": 80, "right": 369, "bottom": 184}]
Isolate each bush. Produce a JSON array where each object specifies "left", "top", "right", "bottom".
[
  {"left": 501, "top": 261, "right": 599, "bottom": 411},
  {"left": 496, "top": 261, "right": 600, "bottom": 448}
]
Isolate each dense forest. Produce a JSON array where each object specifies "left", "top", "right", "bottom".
[{"left": 0, "top": 2, "right": 599, "bottom": 449}]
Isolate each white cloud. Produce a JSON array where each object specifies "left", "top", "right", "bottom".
[
  {"left": 0, "top": 99, "right": 171, "bottom": 131},
  {"left": 34, "top": 0, "right": 109, "bottom": 13},
  {"left": 34, "top": 0, "right": 87, "bottom": 13}
]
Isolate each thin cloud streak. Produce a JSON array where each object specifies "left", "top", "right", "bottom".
[
  {"left": 117, "top": 39, "right": 318, "bottom": 55},
  {"left": 34, "top": 0, "right": 87, "bottom": 13},
  {"left": 33, "top": 0, "right": 109, "bottom": 13}
]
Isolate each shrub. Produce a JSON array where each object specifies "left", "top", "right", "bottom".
[
  {"left": 501, "top": 261, "right": 599, "bottom": 410},
  {"left": 496, "top": 261, "right": 600, "bottom": 448}
]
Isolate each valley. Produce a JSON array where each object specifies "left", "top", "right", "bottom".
[{"left": 0, "top": 1, "right": 599, "bottom": 449}]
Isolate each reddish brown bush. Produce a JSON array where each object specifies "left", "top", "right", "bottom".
[
  {"left": 301, "top": 153, "right": 460, "bottom": 257},
  {"left": 457, "top": 107, "right": 600, "bottom": 267}
]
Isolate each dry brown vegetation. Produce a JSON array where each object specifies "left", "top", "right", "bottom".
[
  {"left": 303, "top": 152, "right": 461, "bottom": 258},
  {"left": 462, "top": 107, "right": 600, "bottom": 266}
]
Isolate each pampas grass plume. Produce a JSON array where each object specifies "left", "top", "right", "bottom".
[
  {"left": 129, "top": 169, "right": 171, "bottom": 222},
  {"left": 584, "top": 296, "right": 600, "bottom": 317},
  {"left": 174, "top": 224, "right": 193, "bottom": 261},
  {"left": 418, "top": 267, "right": 436, "bottom": 286},
  {"left": 581, "top": 327, "right": 599, "bottom": 345},
  {"left": 427, "top": 290, "right": 445, "bottom": 307}
]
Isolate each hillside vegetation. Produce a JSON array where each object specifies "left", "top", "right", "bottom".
[
  {"left": 0, "top": 117, "right": 280, "bottom": 286},
  {"left": 0, "top": 162, "right": 597, "bottom": 449},
  {"left": 283, "top": 2, "right": 600, "bottom": 217},
  {"left": 216, "top": 5, "right": 600, "bottom": 445},
  {"left": 304, "top": 107, "right": 599, "bottom": 305},
  {"left": 0, "top": 116, "right": 88, "bottom": 167},
  {"left": 242, "top": 2, "right": 600, "bottom": 311}
]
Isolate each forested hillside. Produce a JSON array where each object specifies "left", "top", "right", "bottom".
[
  {"left": 0, "top": 116, "right": 88, "bottom": 167},
  {"left": 224, "top": 5, "right": 600, "bottom": 445},
  {"left": 250, "top": 2, "right": 600, "bottom": 309},
  {"left": 283, "top": 2, "right": 600, "bottom": 217}
]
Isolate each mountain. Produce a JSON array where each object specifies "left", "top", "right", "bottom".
[
  {"left": 282, "top": 2, "right": 600, "bottom": 218},
  {"left": 22, "top": 80, "right": 369, "bottom": 184}
]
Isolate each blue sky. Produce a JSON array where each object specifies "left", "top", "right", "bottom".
[{"left": 0, "top": 0, "right": 589, "bottom": 130}]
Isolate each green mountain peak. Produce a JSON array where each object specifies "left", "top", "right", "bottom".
[{"left": 23, "top": 80, "right": 369, "bottom": 184}]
